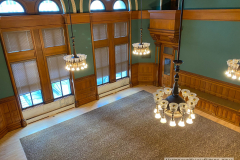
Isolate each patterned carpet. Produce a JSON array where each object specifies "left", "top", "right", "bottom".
[{"left": 20, "top": 90, "right": 240, "bottom": 160}]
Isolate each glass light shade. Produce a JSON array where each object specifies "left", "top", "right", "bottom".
[
  {"left": 186, "top": 117, "right": 193, "bottom": 124},
  {"left": 154, "top": 96, "right": 162, "bottom": 104},
  {"left": 164, "top": 87, "right": 172, "bottom": 95},
  {"left": 157, "top": 89, "right": 165, "bottom": 96},
  {"left": 239, "top": 77, "right": 240, "bottom": 80},
  {"left": 179, "top": 103, "right": 188, "bottom": 113},
  {"left": 132, "top": 43, "right": 150, "bottom": 55},
  {"left": 227, "top": 73, "right": 232, "bottom": 77},
  {"left": 188, "top": 92, "right": 197, "bottom": 99},
  {"left": 178, "top": 120, "right": 185, "bottom": 127},
  {"left": 189, "top": 97, "right": 199, "bottom": 105},
  {"left": 152, "top": 92, "right": 159, "bottom": 97},
  {"left": 64, "top": 54, "right": 88, "bottom": 71},
  {"left": 155, "top": 113, "right": 161, "bottom": 119},
  {"left": 169, "top": 103, "right": 178, "bottom": 112},
  {"left": 160, "top": 117, "right": 167, "bottom": 123},
  {"left": 181, "top": 89, "right": 190, "bottom": 97},
  {"left": 169, "top": 120, "right": 176, "bottom": 127},
  {"left": 226, "top": 59, "right": 240, "bottom": 79},
  {"left": 191, "top": 113, "right": 196, "bottom": 119},
  {"left": 232, "top": 75, "right": 237, "bottom": 79},
  {"left": 187, "top": 100, "right": 196, "bottom": 110},
  {"left": 154, "top": 108, "right": 157, "bottom": 113},
  {"left": 160, "top": 100, "right": 169, "bottom": 109}
]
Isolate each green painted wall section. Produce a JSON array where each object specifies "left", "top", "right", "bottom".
[
  {"left": 180, "top": 20, "right": 240, "bottom": 86},
  {"left": 141, "top": 0, "right": 171, "bottom": 10},
  {"left": 0, "top": 41, "right": 14, "bottom": 99},
  {"left": 130, "top": 0, "right": 136, "bottom": 11},
  {"left": 83, "top": 0, "right": 89, "bottom": 13},
  {"left": 68, "top": 23, "right": 95, "bottom": 79},
  {"left": 131, "top": 19, "right": 156, "bottom": 64},
  {"left": 180, "top": 0, "right": 240, "bottom": 9}
]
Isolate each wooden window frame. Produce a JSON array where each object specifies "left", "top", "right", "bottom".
[
  {"left": 0, "top": 0, "right": 27, "bottom": 16},
  {"left": 36, "top": 0, "right": 63, "bottom": 15},
  {"left": 90, "top": 0, "right": 128, "bottom": 12}
]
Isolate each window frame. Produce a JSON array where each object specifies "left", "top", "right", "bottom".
[
  {"left": 51, "top": 78, "right": 72, "bottom": 100},
  {"left": 19, "top": 90, "right": 44, "bottom": 110},
  {"left": 37, "top": 0, "right": 62, "bottom": 14},
  {"left": 0, "top": 0, "right": 26, "bottom": 16}
]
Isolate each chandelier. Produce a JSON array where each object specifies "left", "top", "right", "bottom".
[
  {"left": 152, "top": 0, "right": 200, "bottom": 127},
  {"left": 225, "top": 59, "right": 240, "bottom": 80},
  {"left": 132, "top": 0, "right": 150, "bottom": 56},
  {"left": 63, "top": 0, "right": 87, "bottom": 71}
]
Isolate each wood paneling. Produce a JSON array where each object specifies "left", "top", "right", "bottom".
[
  {"left": 138, "top": 63, "right": 155, "bottom": 84},
  {"left": 0, "top": 96, "right": 22, "bottom": 139},
  {"left": 63, "top": 13, "right": 90, "bottom": 24},
  {"left": 183, "top": 9, "right": 240, "bottom": 21},
  {"left": 179, "top": 70, "right": 240, "bottom": 104},
  {"left": 131, "top": 63, "right": 139, "bottom": 86},
  {"left": 91, "top": 12, "right": 130, "bottom": 23},
  {"left": 74, "top": 75, "right": 97, "bottom": 107},
  {"left": 131, "top": 11, "right": 150, "bottom": 19}
]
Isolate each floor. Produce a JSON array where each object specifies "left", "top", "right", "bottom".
[{"left": 0, "top": 85, "right": 240, "bottom": 160}]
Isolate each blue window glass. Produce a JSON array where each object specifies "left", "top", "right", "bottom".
[
  {"left": 103, "top": 76, "right": 109, "bottom": 84},
  {"left": 90, "top": 0, "right": 105, "bottom": 11},
  {"left": 113, "top": 0, "right": 126, "bottom": 10},
  {"left": 19, "top": 90, "right": 43, "bottom": 109},
  {"left": 122, "top": 71, "right": 127, "bottom": 78},
  {"left": 97, "top": 78, "right": 103, "bottom": 86},
  {"left": 39, "top": 0, "right": 60, "bottom": 12},
  {"left": 51, "top": 79, "right": 71, "bottom": 99},
  {"left": 0, "top": 0, "right": 24, "bottom": 13},
  {"left": 97, "top": 76, "right": 109, "bottom": 85},
  {"left": 116, "top": 71, "right": 127, "bottom": 80}
]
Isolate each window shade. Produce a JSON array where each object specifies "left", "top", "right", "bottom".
[
  {"left": 3, "top": 30, "right": 33, "bottom": 53},
  {"left": 42, "top": 27, "right": 65, "bottom": 48},
  {"left": 93, "top": 24, "right": 107, "bottom": 41},
  {"left": 11, "top": 60, "right": 41, "bottom": 95},
  {"left": 114, "top": 22, "right": 127, "bottom": 38},
  {"left": 115, "top": 44, "right": 128, "bottom": 74},
  {"left": 95, "top": 47, "right": 109, "bottom": 79},
  {"left": 46, "top": 54, "right": 70, "bottom": 83}
]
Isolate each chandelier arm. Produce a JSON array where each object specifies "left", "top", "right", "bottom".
[{"left": 67, "top": 0, "right": 78, "bottom": 58}]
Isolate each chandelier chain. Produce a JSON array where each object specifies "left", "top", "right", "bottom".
[{"left": 177, "top": 0, "right": 184, "bottom": 61}]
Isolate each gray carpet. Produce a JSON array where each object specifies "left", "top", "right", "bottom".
[{"left": 20, "top": 90, "right": 240, "bottom": 160}]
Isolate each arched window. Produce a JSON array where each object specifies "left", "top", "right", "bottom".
[
  {"left": 113, "top": 0, "right": 126, "bottom": 10},
  {"left": 0, "top": 0, "right": 24, "bottom": 14},
  {"left": 90, "top": 0, "right": 105, "bottom": 12},
  {"left": 39, "top": 0, "right": 60, "bottom": 12}
]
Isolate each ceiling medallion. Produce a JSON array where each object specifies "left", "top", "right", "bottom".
[
  {"left": 132, "top": 0, "right": 150, "bottom": 56},
  {"left": 63, "top": 0, "right": 87, "bottom": 71},
  {"left": 152, "top": 0, "right": 200, "bottom": 127}
]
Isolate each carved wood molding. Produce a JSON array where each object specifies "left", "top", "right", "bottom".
[{"left": 183, "top": 9, "right": 240, "bottom": 21}]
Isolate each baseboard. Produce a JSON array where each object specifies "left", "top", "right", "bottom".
[
  {"left": 0, "top": 127, "right": 8, "bottom": 139},
  {"left": 99, "top": 84, "right": 130, "bottom": 98},
  {"left": 26, "top": 104, "right": 75, "bottom": 124},
  {"left": 7, "top": 121, "right": 22, "bottom": 131}
]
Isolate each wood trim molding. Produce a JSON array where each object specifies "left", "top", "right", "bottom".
[
  {"left": 131, "top": 10, "right": 150, "bottom": 19},
  {"left": 63, "top": 13, "right": 91, "bottom": 24},
  {"left": 0, "top": 96, "right": 16, "bottom": 104},
  {"left": 183, "top": 9, "right": 240, "bottom": 21}
]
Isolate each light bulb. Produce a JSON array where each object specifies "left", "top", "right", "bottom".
[
  {"left": 225, "top": 71, "right": 229, "bottom": 75},
  {"left": 169, "top": 120, "right": 176, "bottom": 127},
  {"left": 191, "top": 113, "right": 195, "bottom": 119},
  {"left": 154, "top": 108, "right": 157, "bottom": 113},
  {"left": 160, "top": 117, "right": 167, "bottom": 123},
  {"left": 186, "top": 118, "right": 193, "bottom": 124},
  {"left": 71, "top": 68, "right": 75, "bottom": 71},
  {"left": 81, "top": 67, "right": 84, "bottom": 70},
  {"left": 239, "top": 77, "right": 240, "bottom": 81},
  {"left": 178, "top": 120, "right": 185, "bottom": 127},
  {"left": 76, "top": 68, "right": 80, "bottom": 71},
  {"left": 232, "top": 75, "right": 237, "bottom": 79},
  {"left": 187, "top": 109, "right": 191, "bottom": 114},
  {"left": 227, "top": 73, "right": 231, "bottom": 77},
  {"left": 155, "top": 113, "right": 161, "bottom": 119},
  {"left": 67, "top": 68, "right": 70, "bottom": 71},
  {"left": 85, "top": 64, "right": 88, "bottom": 68}
]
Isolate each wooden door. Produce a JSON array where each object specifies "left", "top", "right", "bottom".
[{"left": 160, "top": 45, "right": 175, "bottom": 87}]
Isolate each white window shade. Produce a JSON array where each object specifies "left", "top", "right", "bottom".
[
  {"left": 11, "top": 60, "right": 41, "bottom": 95},
  {"left": 42, "top": 27, "right": 65, "bottom": 48},
  {"left": 46, "top": 54, "right": 70, "bottom": 83},
  {"left": 115, "top": 44, "right": 128, "bottom": 75},
  {"left": 93, "top": 24, "right": 108, "bottom": 41},
  {"left": 3, "top": 30, "right": 33, "bottom": 53},
  {"left": 114, "top": 22, "right": 127, "bottom": 38},
  {"left": 95, "top": 47, "right": 109, "bottom": 79}
]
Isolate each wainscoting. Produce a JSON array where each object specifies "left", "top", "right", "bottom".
[
  {"left": 0, "top": 96, "right": 22, "bottom": 139},
  {"left": 74, "top": 74, "right": 98, "bottom": 107},
  {"left": 179, "top": 70, "right": 240, "bottom": 126}
]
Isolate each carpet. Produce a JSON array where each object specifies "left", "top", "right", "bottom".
[{"left": 20, "top": 90, "right": 240, "bottom": 160}]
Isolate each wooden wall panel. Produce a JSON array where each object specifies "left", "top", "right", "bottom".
[
  {"left": 132, "top": 64, "right": 139, "bottom": 86},
  {"left": 74, "top": 75, "right": 97, "bottom": 107},
  {"left": 0, "top": 96, "right": 22, "bottom": 139},
  {"left": 138, "top": 63, "right": 155, "bottom": 85},
  {"left": 179, "top": 70, "right": 240, "bottom": 104}
]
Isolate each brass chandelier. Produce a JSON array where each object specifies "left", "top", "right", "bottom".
[
  {"left": 132, "top": 0, "right": 150, "bottom": 56},
  {"left": 63, "top": 0, "right": 88, "bottom": 71},
  {"left": 152, "top": 0, "right": 200, "bottom": 127},
  {"left": 225, "top": 59, "right": 240, "bottom": 80}
]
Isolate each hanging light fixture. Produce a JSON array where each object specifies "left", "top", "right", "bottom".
[
  {"left": 152, "top": 0, "right": 200, "bottom": 127},
  {"left": 225, "top": 59, "right": 240, "bottom": 80},
  {"left": 63, "top": 0, "right": 88, "bottom": 71},
  {"left": 132, "top": 0, "right": 150, "bottom": 56}
]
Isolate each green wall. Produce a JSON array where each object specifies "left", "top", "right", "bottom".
[
  {"left": 0, "top": 41, "right": 14, "bottom": 99},
  {"left": 141, "top": 0, "right": 171, "bottom": 10},
  {"left": 181, "top": 0, "right": 240, "bottom": 9},
  {"left": 131, "top": 19, "right": 156, "bottom": 64},
  {"left": 180, "top": 20, "right": 240, "bottom": 85},
  {"left": 68, "top": 23, "right": 95, "bottom": 79}
]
